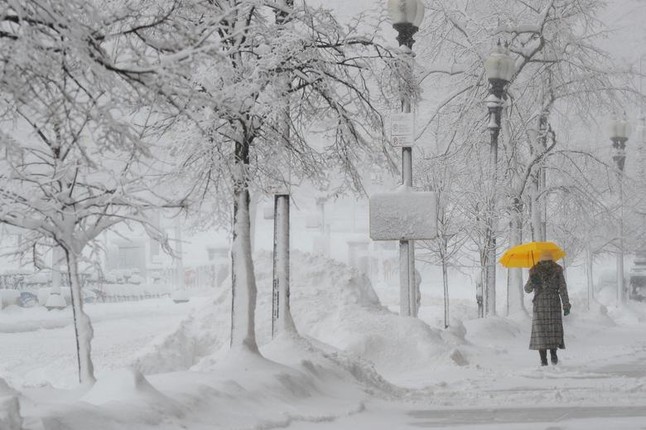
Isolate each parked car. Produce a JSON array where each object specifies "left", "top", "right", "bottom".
[{"left": 18, "top": 292, "right": 39, "bottom": 308}]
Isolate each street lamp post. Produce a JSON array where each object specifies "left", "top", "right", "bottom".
[
  {"left": 387, "top": 0, "right": 424, "bottom": 317},
  {"left": 609, "top": 114, "right": 631, "bottom": 305},
  {"left": 483, "top": 41, "right": 514, "bottom": 317}
]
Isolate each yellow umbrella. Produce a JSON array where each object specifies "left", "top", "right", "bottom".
[{"left": 499, "top": 241, "right": 566, "bottom": 268}]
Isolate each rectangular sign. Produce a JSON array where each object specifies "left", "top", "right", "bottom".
[
  {"left": 369, "top": 190, "right": 437, "bottom": 241},
  {"left": 391, "top": 112, "right": 415, "bottom": 147}
]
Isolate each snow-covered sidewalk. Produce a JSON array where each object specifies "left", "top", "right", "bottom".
[
  {"left": 287, "top": 310, "right": 646, "bottom": 429},
  {"left": 1, "top": 253, "right": 645, "bottom": 429}
]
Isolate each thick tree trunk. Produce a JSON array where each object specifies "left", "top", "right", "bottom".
[
  {"left": 230, "top": 139, "right": 260, "bottom": 354},
  {"left": 65, "top": 249, "right": 96, "bottom": 385}
]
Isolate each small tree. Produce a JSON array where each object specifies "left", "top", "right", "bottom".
[{"left": 0, "top": 1, "right": 175, "bottom": 384}]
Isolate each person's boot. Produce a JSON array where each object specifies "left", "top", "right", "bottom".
[
  {"left": 550, "top": 349, "right": 558, "bottom": 365},
  {"left": 539, "top": 349, "right": 548, "bottom": 366}
]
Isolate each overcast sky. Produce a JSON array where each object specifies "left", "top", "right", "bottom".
[{"left": 315, "top": 0, "right": 646, "bottom": 66}]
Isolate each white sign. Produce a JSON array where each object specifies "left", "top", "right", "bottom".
[
  {"left": 391, "top": 112, "right": 415, "bottom": 147},
  {"left": 369, "top": 190, "right": 437, "bottom": 241}
]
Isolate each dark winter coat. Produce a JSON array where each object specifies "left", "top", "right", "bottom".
[{"left": 524, "top": 260, "right": 571, "bottom": 350}]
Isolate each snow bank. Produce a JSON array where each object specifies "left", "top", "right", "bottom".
[
  {"left": 0, "top": 290, "right": 20, "bottom": 308},
  {"left": 146, "top": 346, "right": 368, "bottom": 430},
  {"left": 606, "top": 300, "right": 646, "bottom": 325},
  {"left": 82, "top": 368, "right": 183, "bottom": 419},
  {"left": 0, "top": 378, "right": 22, "bottom": 430},
  {"left": 256, "top": 251, "right": 456, "bottom": 374},
  {"left": 262, "top": 331, "right": 405, "bottom": 397},
  {"left": 134, "top": 251, "right": 460, "bottom": 380},
  {"left": 131, "top": 290, "right": 230, "bottom": 374}
]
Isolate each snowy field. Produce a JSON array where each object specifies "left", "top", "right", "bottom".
[{"left": 1, "top": 252, "right": 645, "bottom": 429}]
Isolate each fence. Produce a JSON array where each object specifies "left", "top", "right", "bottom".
[{"left": 0, "top": 262, "right": 228, "bottom": 306}]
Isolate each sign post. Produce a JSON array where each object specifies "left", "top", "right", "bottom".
[
  {"left": 391, "top": 113, "right": 415, "bottom": 147},
  {"left": 369, "top": 189, "right": 437, "bottom": 316}
]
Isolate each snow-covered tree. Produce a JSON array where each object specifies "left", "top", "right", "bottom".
[
  {"left": 0, "top": 0, "right": 175, "bottom": 384},
  {"left": 130, "top": 0, "right": 396, "bottom": 353}
]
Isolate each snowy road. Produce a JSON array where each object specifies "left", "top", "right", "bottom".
[{"left": 0, "top": 298, "right": 201, "bottom": 388}]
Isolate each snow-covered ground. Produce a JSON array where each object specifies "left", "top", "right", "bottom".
[{"left": 1, "top": 252, "right": 645, "bottom": 429}]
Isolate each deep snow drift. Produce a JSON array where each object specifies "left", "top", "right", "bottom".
[{"left": 132, "top": 251, "right": 461, "bottom": 378}]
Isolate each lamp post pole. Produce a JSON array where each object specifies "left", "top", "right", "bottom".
[
  {"left": 485, "top": 88, "right": 502, "bottom": 317},
  {"left": 610, "top": 115, "right": 630, "bottom": 305},
  {"left": 388, "top": 0, "right": 424, "bottom": 317},
  {"left": 483, "top": 41, "right": 514, "bottom": 317}
]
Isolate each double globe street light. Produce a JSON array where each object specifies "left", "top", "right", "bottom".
[
  {"left": 387, "top": 0, "right": 425, "bottom": 49},
  {"left": 386, "top": 0, "right": 424, "bottom": 317}
]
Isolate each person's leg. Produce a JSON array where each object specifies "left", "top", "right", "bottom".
[
  {"left": 550, "top": 348, "right": 558, "bottom": 365},
  {"left": 539, "top": 349, "right": 548, "bottom": 366}
]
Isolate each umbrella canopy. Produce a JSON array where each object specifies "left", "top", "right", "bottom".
[{"left": 499, "top": 241, "right": 566, "bottom": 268}]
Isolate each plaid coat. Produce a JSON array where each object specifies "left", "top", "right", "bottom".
[{"left": 524, "top": 261, "right": 571, "bottom": 350}]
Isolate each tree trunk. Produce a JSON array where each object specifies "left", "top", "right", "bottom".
[
  {"left": 230, "top": 138, "right": 260, "bottom": 354},
  {"left": 507, "top": 197, "right": 526, "bottom": 315},
  {"left": 540, "top": 167, "right": 547, "bottom": 241},
  {"left": 174, "top": 219, "right": 185, "bottom": 289},
  {"left": 441, "top": 242, "right": 449, "bottom": 328},
  {"left": 586, "top": 245, "right": 594, "bottom": 310},
  {"left": 249, "top": 192, "right": 259, "bottom": 254},
  {"left": 65, "top": 249, "right": 96, "bottom": 385},
  {"left": 530, "top": 176, "right": 543, "bottom": 241}
]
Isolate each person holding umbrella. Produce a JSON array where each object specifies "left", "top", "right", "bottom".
[
  {"left": 500, "top": 241, "right": 572, "bottom": 366},
  {"left": 524, "top": 248, "right": 571, "bottom": 366}
]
